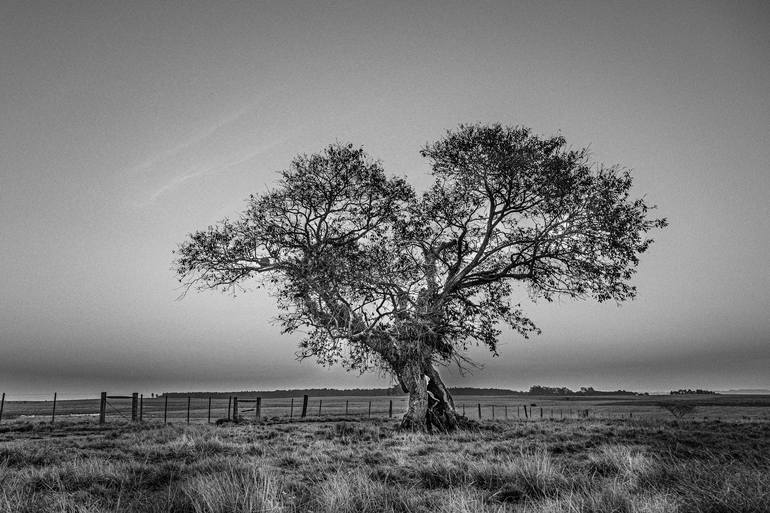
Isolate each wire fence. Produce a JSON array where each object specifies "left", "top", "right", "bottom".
[{"left": 2, "top": 391, "right": 769, "bottom": 426}]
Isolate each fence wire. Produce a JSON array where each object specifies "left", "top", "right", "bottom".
[{"left": 1, "top": 393, "right": 768, "bottom": 425}]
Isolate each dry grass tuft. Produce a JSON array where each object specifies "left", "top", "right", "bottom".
[
  {"left": 330, "top": 421, "right": 383, "bottom": 443},
  {"left": 478, "top": 450, "right": 569, "bottom": 503},
  {"left": 586, "top": 444, "right": 652, "bottom": 485},
  {"left": 317, "top": 468, "right": 416, "bottom": 512},
  {"left": 521, "top": 486, "right": 681, "bottom": 513},
  {"left": 183, "top": 462, "right": 283, "bottom": 513}
]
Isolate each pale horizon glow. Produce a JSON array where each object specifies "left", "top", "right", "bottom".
[{"left": 1, "top": 0, "right": 768, "bottom": 399}]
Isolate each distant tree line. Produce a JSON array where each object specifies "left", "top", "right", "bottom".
[
  {"left": 160, "top": 385, "right": 647, "bottom": 398},
  {"left": 669, "top": 388, "right": 717, "bottom": 395},
  {"left": 162, "top": 388, "right": 403, "bottom": 399},
  {"left": 526, "top": 386, "right": 646, "bottom": 396}
]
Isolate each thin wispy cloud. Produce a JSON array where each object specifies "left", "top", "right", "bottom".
[
  {"left": 145, "top": 136, "right": 293, "bottom": 204},
  {"left": 122, "top": 90, "right": 301, "bottom": 207},
  {"left": 123, "top": 98, "right": 267, "bottom": 177}
]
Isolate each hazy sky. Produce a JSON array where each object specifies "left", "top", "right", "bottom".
[{"left": 2, "top": 1, "right": 768, "bottom": 398}]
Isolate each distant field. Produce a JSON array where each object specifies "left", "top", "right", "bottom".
[
  {"left": 3, "top": 393, "right": 770, "bottom": 424},
  {"left": 1, "top": 415, "right": 768, "bottom": 512}
]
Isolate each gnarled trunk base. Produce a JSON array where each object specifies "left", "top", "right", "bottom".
[{"left": 396, "top": 361, "right": 477, "bottom": 433}]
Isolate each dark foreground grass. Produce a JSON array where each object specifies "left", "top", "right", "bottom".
[{"left": 1, "top": 417, "right": 768, "bottom": 512}]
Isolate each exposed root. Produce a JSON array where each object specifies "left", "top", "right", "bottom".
[
  {"left": 398, "top": 414, "right": 428, "bottom": 432},
  {"left": 398, "top": 403, "right": 479, "bottom": 433},
  {"left": 395, "top": 362, "right": 479, "bottom": 433}
]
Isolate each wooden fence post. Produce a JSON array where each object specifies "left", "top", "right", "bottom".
[
  {"left": 51, "top": 392, "right": 57, "bottom": 424},
  {"left": 368, "top": 401, "right": 372, "bottom": 417},
  {"left": 345, "top": 400, "right": 348, "bottom": 415},
  {"left": 540, "top": 407, "right": 543, "bottom": 419},
  {"left": 318, "top": 399, "right": 322, "bottom": 416},
  {"left": 505, "top": 405, "right": 508, "bottom": 420},
  {"left": 207, "top": 396, "right": 211, "bottom": 423},
  {"left": 478, "top": 403, "right": 482, "bottom": 419},
  {"left": 0, "top": 392, "right": 4, "bottom": 423},
  {"left": 99, "top": 392, "right": 107, "bottom": 425},
  {"left": 139, "top": 394, "right": 144, "bottom": 422},
  {"left": 164, "top": 395, "right": 168, "bottom": 424},
  {"left": 256, "top": 397, "right": 261, "bottom": 420},
  {"left": 524, "top": 405, "right": 528, "bottom": 419},
  {"left": 186, "top": 396, "right": 191, "bottom": 424},
  {"left": 227, "top": 396, "right": 232, "bottom": 420},
  {"left": 232, "top": 397, "right": 239, "bottom": 422},
  {"left": 290, "top": 397, "right": 294, "bottom": 420},
  {"left": 301, "top": 395, "right": 308, "bottom": 418},
  {"left": 389, "top": 400, "right": 393, "bottom": 418},
  {"left": 131, "top": 393, "right": 138, "bottom": 422}
]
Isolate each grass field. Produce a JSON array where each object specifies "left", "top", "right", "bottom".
[{"left": 1, "top": 414, "right": 768, "bottom": 512}]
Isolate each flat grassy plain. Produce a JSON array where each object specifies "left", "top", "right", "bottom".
[{"left": 1, "top": 414, "right": 768, "bottom": 512}]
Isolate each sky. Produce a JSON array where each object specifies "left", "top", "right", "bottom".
[{"left": 1, "top": 0, "right": 768, "bottom": 399}]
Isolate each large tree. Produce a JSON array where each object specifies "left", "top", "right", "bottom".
[{"left": 174, "top": 124, "right": 666, "bottom": 431}]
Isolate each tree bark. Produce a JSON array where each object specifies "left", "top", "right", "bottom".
[
  {"left": 424, "top": 364, "right": 462, "bottom": 432},
  {"left": 397, "top": 358, "right": 429, "bottom": 431},
  {"left": 395, "top": 356, "right": 473, "bottom": 432}
]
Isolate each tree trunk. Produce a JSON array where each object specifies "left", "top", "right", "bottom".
[
  {"left": 395, "top": 358, "right": 473, "bottom": 433},
  {"left": 397, "top": 358, "right": 429, "bottom": 431},
  {"left": 424, "top": 364, "right": 463, "bottom": 432}
]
